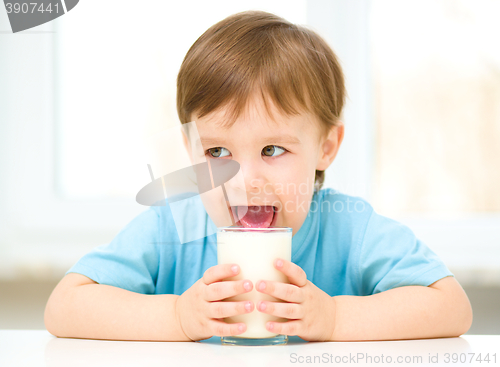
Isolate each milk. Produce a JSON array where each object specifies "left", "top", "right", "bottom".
[{"left": 217, "top": 227, "right": 292, "bottom": 339}]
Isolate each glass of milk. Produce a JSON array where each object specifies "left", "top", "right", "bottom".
[{"left": 217, "top": 226, "right": 292, "bottom": 346}]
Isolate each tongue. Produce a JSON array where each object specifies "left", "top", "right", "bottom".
[{"left": 237, "top": 206, "right": 274, "bottom": 228}]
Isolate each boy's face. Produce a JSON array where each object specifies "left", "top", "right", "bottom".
[{"left": 185, "top": 95, "right": 343, "bottom": 236}]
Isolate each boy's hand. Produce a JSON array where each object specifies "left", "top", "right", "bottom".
[
  {"left": 175, "top": 264, "right": 254, "bottom": 341},
  {"left": 256, "top": 258, "right": 336, "bottom": 342}
]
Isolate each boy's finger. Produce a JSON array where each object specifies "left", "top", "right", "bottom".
[
  {"left": 208, "top": 301, "right": 254, "bottom": 319},
  {"left": 204, "top": 279, "right": 252, "bottom": 301},
  {"left": 202, "top": 264, "right": 239, "bottom": 285},
  {"left": 257, "top": 301, "right": 304, "bottom": 319},
  {"left": 266, "top": 320, "right": 302, "bottom": 336},
  {"left": 255, "top": 280, "right": 304, "bottom": 303},
  {"left": 209, "top": 320, "right": 247, "bottom": 337},
  {"left": 274, "top": 258, "right": 308, "bottom": 287}
]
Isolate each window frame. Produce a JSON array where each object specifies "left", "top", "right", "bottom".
[{"left": 0, "top": 18, "right": 146, "bottom": 280}]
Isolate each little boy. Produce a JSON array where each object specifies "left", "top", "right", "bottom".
[{"left": 45, "top": 11, "right": 472, "bottom": 342}]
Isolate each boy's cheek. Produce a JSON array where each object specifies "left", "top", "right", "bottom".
[
  {"left": 200, "top": 188, "right": 233, "bottom": 227},
  {"left": 200, "top": 169, "right": 250, "bottom": 227}
]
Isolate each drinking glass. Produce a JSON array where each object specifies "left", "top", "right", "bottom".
[{"left": 217, "top": 227, "right": 292, "bottom": 346}]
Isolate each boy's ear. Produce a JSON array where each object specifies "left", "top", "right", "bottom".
[
  {"left": 182, "top": 131, "right": 194, "bottom": 165},
  {"left": 316, "top": 122, "right": 344, "bottom": 171}
]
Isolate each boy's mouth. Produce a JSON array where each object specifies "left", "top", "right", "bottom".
[{"left": 229, "top": 205, "right": 277, "bottom": 228}]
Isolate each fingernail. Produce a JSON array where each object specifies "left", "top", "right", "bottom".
[
  {"left": 259, "top": 302, "right": 267, "bottom": 311},
  {"left": 243, "top": 281, "right": 251, "bottom": 291},
  {"left": 258, "top": 281, "right": 266, "bottom": 291},
  {"left": 231, "top": 265, "right": 239, "bottom": 274},
  {"left": 268, "top": 322, "right": 274, "bottom": 331},
  {"left": 245, "top": 302, "right": 252, "bottom": 312},
  {"left": 276, "top": 259, "right": 283, "bottom": 268},
  {"left": 238, "top": 324, "right": 245, "bottom": 332}
]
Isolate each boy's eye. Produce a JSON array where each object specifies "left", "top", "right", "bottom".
[
  {"left": 207, "top": 147, "right": 230, "bottom": 158},
  {"left": 262, "top": 145, "right": 286, "bottom": 157},
  {"left": 206, "top": 145, "right": 287, "bottom": 158}
]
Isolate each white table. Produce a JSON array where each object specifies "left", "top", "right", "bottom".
[{"left": 0, "top": 330, "right": 498, "bottom": 367}]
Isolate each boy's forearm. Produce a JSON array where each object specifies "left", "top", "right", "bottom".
[
  {"left": 330, "top": 283, "right": 472, "bottom": 341},
  {"left": 46, "top": 284, "right": 191, "bottom": 342}
]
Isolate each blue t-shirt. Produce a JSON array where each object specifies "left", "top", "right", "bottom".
[{"left": 66, "top": 188, "right": 453, "bottom": 296}]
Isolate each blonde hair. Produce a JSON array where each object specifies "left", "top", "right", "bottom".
[{"left": 177, "top": 10, "right": 345, "bottom": 191}]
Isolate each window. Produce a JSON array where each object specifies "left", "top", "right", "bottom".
[
  {"left": 371, "top": 0, "right": 500, "bottom": 216},
  {"left": 369, "top": 0, "right": 500, "bottom": 281},
  {"left": 0, "top": 1, "right": 308, "bottom": 279},
  {"left": 308, "top": 0, "right": 500, "bottom": 284},
  {"left": 56, "top": 0, "right": 307, "bottom": 199}
]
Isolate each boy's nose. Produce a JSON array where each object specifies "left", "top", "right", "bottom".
[
  {"left": 241, "top": 160, "right": 268, "bottom": 190},
  {"left": 225, "top": 158, "right": 268, "bottom": 196}
]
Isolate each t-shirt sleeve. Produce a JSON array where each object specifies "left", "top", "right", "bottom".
[
  {"left": 65, "top": 207, "right": 160, "bottom": 294},
  {"left": 356, "top": 209, "right": 454, "bottom": 295}
]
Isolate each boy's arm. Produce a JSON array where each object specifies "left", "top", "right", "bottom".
[
  {"left": 255, "top": 260, "right": 472, "bottom": 342},
  {"left": 330, "top": 276, "right": 473, "bottom": 341},
  {"left": 45, "top": 273, "right": 190, "bottom": 341}
]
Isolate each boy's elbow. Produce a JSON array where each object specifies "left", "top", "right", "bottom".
[
  {"left": 452, "top": 283, "right": 473, "bottom": 337},
  {"left": 448, "top": 283, "right": 473, "bottom": 337},
  {"left": 430, "top": 276, "right": 473, "bottom": 337},
  {"left": 44, "top": 297, "right": 63, "bottom": 337},
  {"left": 44, "top": 273, "right": 96, "bottom": 337},
  {"left": 44, "top": 283, "right": 72, "bottom": 337},
  {"left": 455, "top": 295, "right": 473, "bottom": 337}
]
